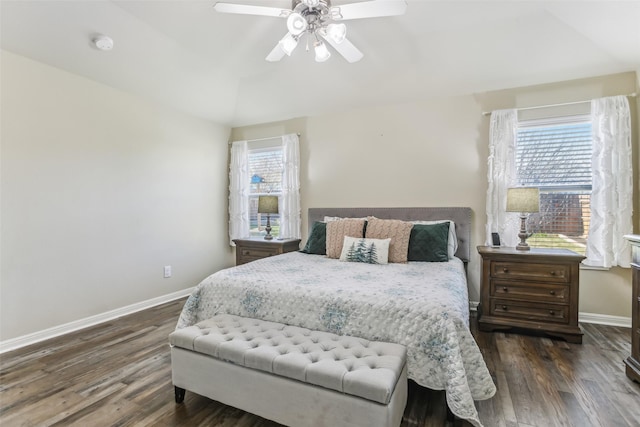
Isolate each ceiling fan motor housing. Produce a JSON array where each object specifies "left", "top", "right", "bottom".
[{"left": 292, "top": 0, "right": 333, "bottom": 31}]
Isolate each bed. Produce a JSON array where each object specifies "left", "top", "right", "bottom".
[{"left": 176, "top": 207, "right": 496, "bottom": 427}]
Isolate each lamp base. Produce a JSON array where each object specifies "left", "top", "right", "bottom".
[
  {"left": 264, "top": 215, "right": 273, "bottom": 240},
  {"left": 515, "top": 214, "right": 531, "bottom": 251}
]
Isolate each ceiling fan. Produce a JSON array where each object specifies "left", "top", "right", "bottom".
[{"left": 213, "top": 0, "right": 407, "bottom": 63}]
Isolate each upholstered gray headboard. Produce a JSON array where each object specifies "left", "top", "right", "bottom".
[{"left": 308, "top": 207, "right": 472, "bottom": 263}]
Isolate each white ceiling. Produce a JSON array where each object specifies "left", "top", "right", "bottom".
[{"left": 2, "top": 0, "right": 639, "bottom": 127}]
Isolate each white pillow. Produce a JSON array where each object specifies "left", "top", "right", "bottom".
[
  {"left": 411, "top": 220, "right": 457, "bottom": 259},
  {"left": 339, "top": 236, "right": 391, "bottom": 265}
]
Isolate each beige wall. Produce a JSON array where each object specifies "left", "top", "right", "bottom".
[
  {"left": 231, "top": 71, "right": 638, "bottom": 319},
  {"left": 1, "top": 51, "right": 234, "bottom": 341}
]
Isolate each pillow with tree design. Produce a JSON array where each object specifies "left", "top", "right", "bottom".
[{"left": 339, "top": 236, "right": 391, "bottom": 265}]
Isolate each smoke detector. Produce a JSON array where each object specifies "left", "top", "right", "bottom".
[{"left": 93, "top": 35, "right": 114, "bottom": 51}]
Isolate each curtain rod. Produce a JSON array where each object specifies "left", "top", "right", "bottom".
[
  {"left": 228, "top": 133, "right": 301, "bottom": 144},
  {"left": 481, "top": 92, "right": 637, "bottom": 117}
]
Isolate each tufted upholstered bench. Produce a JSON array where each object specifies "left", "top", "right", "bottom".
[{"left": 169, "top": 314, "right": 408, "bottom": 427}]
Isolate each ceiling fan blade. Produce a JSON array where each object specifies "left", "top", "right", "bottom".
[
  {"left": 214, "top": 2, "right": 290, "bottom": 18},
  {"left": 266, "top": 43, "right": 286, "bottom": 62},
  {"left": 331, "top": 0, "right": 407, "bottom": 21},
  {"left": 322, "top": 35, "right": 363, "bottom": 63}
]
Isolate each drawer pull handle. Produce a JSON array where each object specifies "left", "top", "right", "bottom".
[
  {"left": 502, "top": 287, "right": 508, "bottom": 292},
  {"left": 549, "top": 310, "right": 555, "bottom": 316},
  {"left": 502, "top": 305, "right": 508, "bottom": 311},
  {"left": 549, "top": 290, "right": 556, "bottom": 296},
  {"left": 502, "top": 267, "right": 509, "bottom": 273},
  {"left": 549, "top": 270, "right": 556, "bottom": 276}
]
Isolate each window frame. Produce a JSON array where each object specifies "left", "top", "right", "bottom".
[
  {"left": 515, "top": 114, "right": 593, "bottom": 256},
  {"left": 247, "top": 141, "right": 283, "bottom": 238}
]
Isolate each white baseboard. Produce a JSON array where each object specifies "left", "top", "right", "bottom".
[
  {"left": 0, "top": 287, "right": 194, "bottom": 354},
  {"left": 470, "top": 300, "right": 631, "bottom": 328},
  {"left": 578, "top": 312, "right": 632, "bottom": 328}
]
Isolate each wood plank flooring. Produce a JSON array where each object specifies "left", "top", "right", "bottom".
[{"left": 1, "top": 298, "right": 639, "bottom": 426}]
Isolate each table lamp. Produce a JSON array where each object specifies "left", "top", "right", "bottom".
[
  {"left": 258, "top": 196, "right": 279, "bottom": 240},
  {"left": 506, "top": 187, "right": 540, "bottom": 251}
]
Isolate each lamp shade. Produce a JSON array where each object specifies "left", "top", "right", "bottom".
[
  {"left": 279, "top": 33, "right": 299, "bottom": 56},
  {"left": 314, "top": 41, "right": 331, "bottom": 62},
  {"left": 506, "top": 187, "right": 540, "bottom": 213},
  {"left": 286, "top": 13, "right": 307, "bottom": 36},
  {"left": 258, "top": 195, "right": 279, "bottom": 214},
  {"left": 326, "top": 23, "right": 347, "bottom": 44}
]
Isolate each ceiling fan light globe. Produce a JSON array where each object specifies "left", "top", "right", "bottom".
[
  {"left": 326, "top": 23, "right": 346, "bottom": 44},
  {"left": 279, "top": 33, "right": 299, "bottom": 56},
  {"left": 286, "top": 13, "right": 307, "bottom": 36},
  {"left": 314, "top": 41, "right": 331, "bottom": 62}
]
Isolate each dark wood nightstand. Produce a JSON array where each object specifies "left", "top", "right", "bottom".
[
  {"left": 624, "top": 235, "right": 640, "bottom": 383},
  {"left": 477, "top": 246, "right": 585, "bottom": 343},
  {"left": 233, "top": 238, "right": 301, "bottom": 266}
]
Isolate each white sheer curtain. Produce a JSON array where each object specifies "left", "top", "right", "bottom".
[
  {"left": 228, "top": 140, "right": 250, "bottom": 245},
  {"left": 279, "top": 134, "right": 301, "bottom": 239},
  {"left": 584, "top": 96, "right": 633, "bottom": 268},
  {"left": 485, "top": 109, "right": 520, "bottom": 247}
]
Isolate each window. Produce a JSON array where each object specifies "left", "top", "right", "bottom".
[
  {"left": 248, "top": 143, "right": 283, "bottom": 238},
  {"left": 487, "top": 97, "right": 631, "bottom": 267},
  {"left": 515, "top": 116, "right": 592, "bottom": 255},
  {"left": 229, "top": 134, "right": 301, "bottom": 244}
]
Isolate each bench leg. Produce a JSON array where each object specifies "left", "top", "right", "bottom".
[{"left": 175, "top": 386, "right": 186, "bottom": 404}]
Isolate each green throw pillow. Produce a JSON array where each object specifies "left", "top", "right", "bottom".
[
  {"left": 300, "top": 221, "right": 327, "bottom": 255},
  {"left": 408, "top": 222, "right": 450, "bottom": 262}
]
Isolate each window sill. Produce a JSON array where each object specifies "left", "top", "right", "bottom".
[{"left": 580, "top": 264, "right": 610, "bottom": 271}]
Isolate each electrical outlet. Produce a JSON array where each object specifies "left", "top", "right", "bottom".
[{"left": 164, "top": 265, "right": 172, "bottom": 278}]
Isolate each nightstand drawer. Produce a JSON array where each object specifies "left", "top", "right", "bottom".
[
  {"left": 491, "top": 280, "right": 569, "bottom": 303},
  {"left": 492, "top": 262, "right": 570, "bottom": 283},
  {"left": 490, "top": 299, "right": 569, "bottom": 324},
  {"left": 240, "top": 248, "right": 280, "bottom": 258}
]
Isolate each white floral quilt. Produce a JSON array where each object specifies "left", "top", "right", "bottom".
[{"left": 176, "top": 252, "right": 496, "bottom": 426}]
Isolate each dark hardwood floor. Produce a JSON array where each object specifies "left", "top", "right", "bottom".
[{"left": 1, "top": 298, "right": 639, "bottom": 427}]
